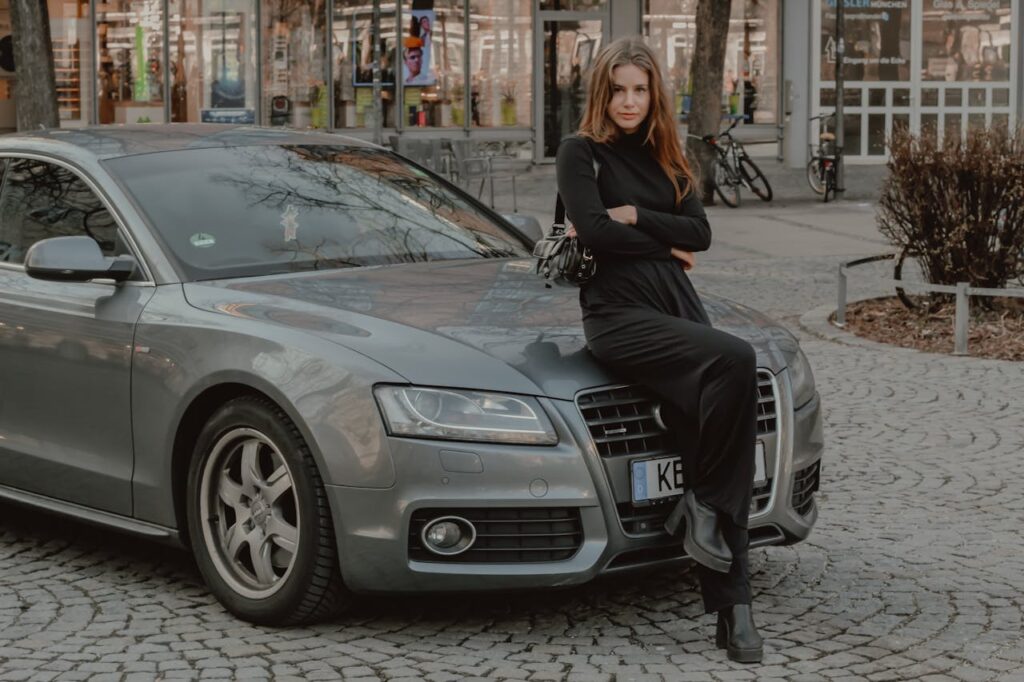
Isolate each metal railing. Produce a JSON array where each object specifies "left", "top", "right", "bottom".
[{"left": 837, "top": 253, "right": 1024, "bottom": 356}]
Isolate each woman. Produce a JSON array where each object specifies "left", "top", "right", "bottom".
[{"left": 555, "top": 36, "right": 763, "bottom": 664}]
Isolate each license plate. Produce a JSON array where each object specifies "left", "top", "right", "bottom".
[
  {"left": 631, "top": 456, "right": 684, "bottom": 503},
  {"left": 630, "top": 442, "right": 767, "bottom": 503}
]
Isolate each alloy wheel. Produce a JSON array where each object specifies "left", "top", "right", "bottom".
[{"left": 198, "top": 427, "right": 300, "bottom": 600}]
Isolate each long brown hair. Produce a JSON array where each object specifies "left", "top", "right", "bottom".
[{"left": 577, "top": 36, "right": 695, "bottom": 206}]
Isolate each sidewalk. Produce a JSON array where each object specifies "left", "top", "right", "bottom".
[{"left": 485, "top": 156, "right": 890, "bottom": 234}]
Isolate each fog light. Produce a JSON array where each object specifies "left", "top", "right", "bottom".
[
  {"left": 426, "top": 521, "right": 461, "bottom": 548},
  {"left": 421, "top": 516, "right": 475, "bottom": 556}
]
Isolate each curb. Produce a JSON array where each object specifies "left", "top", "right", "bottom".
[
  {"left": 798, "top": 298, "right": 1020, "bottom": 364},
  {"left": 798, "top": 298, "right": 922, "bottom": 355}
]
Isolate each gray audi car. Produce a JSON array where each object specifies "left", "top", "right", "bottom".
[{"left": 0, "top": 126, "right": 823, "bottom": 625}]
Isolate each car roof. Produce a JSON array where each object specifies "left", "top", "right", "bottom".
[{"left": 0, "top": 124, "right": 380, "bottom": 161}]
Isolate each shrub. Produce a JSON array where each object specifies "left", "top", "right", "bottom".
[{"left": 878, "top": 124, "right": 1024, "bottom": 306}]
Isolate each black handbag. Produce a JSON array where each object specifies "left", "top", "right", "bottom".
[
  {"left": 532, "top": 194, "right": 597, "bottom": 286},
  {"left": 534, "top": 153, "right": 600, "bottom": 286}
]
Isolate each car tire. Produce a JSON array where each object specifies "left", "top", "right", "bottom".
[{"left": 186, "top": 395, "right": 348, "bottom": 625}]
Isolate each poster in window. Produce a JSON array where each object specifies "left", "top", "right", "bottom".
[
  {"left": 922, "top": 0, "right": 1012, "bottom": 82},
  {"left": 353, "top": 18, "right": 396, "bottom": 86},
  {"left": 403, "top": 8, "right": 436, "bottom": 86},
  {"left": 820, "top": 0, "right": 911, "bottom": 82}
]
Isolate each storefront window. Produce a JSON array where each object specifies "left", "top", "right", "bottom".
[
  {"left": 168, "top": 0, "right": 258, "bottom": 124},
  {"left": 403, "top": 1, "right": 464, "bottom": 128},
  {"left": 470, "top": 0, "right": 532, "bottom": 128},
  {"left": 262, "top": 0, "right": 328, "bottom": 128},
  {"left": 50, "top": 1, "right": 91, "bottom": 126},
  {"left": 921, "top": 0, "right": 1012, "bottom": 82},
  {"left": 819, "top": 0, "right": 911, "bottom": 82},
  {"left": 644, "top": 0, "right": 780, "bottom": 125},
  {"left": 97, "top": 0, "right": 166, "bottom": 124},
  {"left": 333, "top": 1, "right": 397, "bottom": 128}
]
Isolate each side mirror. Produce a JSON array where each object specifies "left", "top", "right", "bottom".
[
  {"left": 24, "top": 236, "right": 136, "bottom": 283},
  {"left": 501, "top": 213, "right": 543, "bottom": 247}
]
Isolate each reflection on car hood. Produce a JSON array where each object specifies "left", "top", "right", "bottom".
[{"left": 184, "top": 258, "right": 783, "bottom": 400}]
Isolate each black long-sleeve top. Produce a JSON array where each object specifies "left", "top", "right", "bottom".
[{"left": 555, "top": 131, "right": 711, "bottom": 324}]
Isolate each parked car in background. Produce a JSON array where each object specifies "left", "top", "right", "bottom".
[{"left": 0, "top": 126, "right": 823, "bottom": 625}]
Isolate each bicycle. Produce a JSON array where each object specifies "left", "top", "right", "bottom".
[
  {"left": 689, "top": 116, "right": 773, "bottom": 208},
  {"left": 807, "top": 113, "right": 840, "bottom": 203}
]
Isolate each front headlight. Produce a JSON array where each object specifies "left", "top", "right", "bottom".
[
  {"left": 374, "top": 386, "right": 558, "bottom": 445},
  {"left": 786, "top": 345, "right": 816, "bottom": 410}
]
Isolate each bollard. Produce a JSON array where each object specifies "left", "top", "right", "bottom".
[
  {"left": 953, "top": 282, "right": 969, "bottom": 355},
  {"left": 836, "top": 265, "right": 847, "bottom": 327}
]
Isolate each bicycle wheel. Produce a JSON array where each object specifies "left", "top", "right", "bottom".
[
  {"left": 713, "top": 159, "right": 741, "bottom": 208},
  {"left": 823, "top": 169, "right": 835, "bottom": 203},
  {"left": 806, "top": 158, "right": 826, "bottom": 195},
  {"left": 739, "top": 156, "right": 773, "bottom": 202}
]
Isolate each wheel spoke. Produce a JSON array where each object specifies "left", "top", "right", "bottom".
[
  {"left": 218, "top": 469, "right": 245, "bottom": 507},
  {"left": 267, "top": 517, "right": 298, "bottom": 554},
  {"left": 239, "top": 440, "right": 262, "bottom": 495},
  {"left": 264, "top": 465, "right": 292, "bottom": 505},
  {"left": 223, "top": 522, "right": 248, "bottom": 560},
  {"left": 250, "top": 536, "right": 277, "bottom": 585}
]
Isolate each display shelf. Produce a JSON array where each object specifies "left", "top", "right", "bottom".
[{"left": 52, "top": 38, "right": 82, "bottom": 120}]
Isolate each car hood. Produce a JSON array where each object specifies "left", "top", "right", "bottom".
[{"left": 184, "top": 258, "right": 785, "bottom": 400}]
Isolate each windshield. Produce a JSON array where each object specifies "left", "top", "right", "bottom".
[{"left": 104, "top": 145, "right": 529, "bottom": 280}]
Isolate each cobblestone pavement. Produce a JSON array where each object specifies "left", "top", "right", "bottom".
[{"left": 3, "top": 203, "right": 1024, "bottom": 681}]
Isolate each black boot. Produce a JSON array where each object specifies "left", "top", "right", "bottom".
[
  {"left": 716, "top": 604, "right": 763, "bottom": 663},
  {"left": 664, "top": 489, "right": 732, "bottom": 573}
]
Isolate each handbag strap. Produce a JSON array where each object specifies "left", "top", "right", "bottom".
[{"left": 554, "top": 194, "right": 566, "bottom": 227}]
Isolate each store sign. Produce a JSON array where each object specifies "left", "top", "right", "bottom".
[
  {"left": 200, "top": 108, "right": 256, "bottom": 124},
  {"left": 922, "top": 0, "right": 1012, "bottom": 81},
  {"left": 820, "top": 0, "right": 912, "bottom": 82}
]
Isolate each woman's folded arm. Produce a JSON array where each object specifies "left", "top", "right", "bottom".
[
  {"left": 555, "top": 136, "right": 670, "bottom": 259},
  {"left": 634, "top": 192, "right": 712, "bottom": 252}
]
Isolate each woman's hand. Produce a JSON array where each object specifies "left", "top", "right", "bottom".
[
  {"left": 607, "top": 205, "right": 638, "bottom": 225},
  {"left": 671, "top": 248, "right": 696, "bottom": 271}
]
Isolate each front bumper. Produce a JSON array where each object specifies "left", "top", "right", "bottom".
[{"left": 327, "top": 371, "right": 824, "bottom": 594}]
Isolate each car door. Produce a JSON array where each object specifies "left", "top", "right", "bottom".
[{"left": 0, "top": 156, "right": 154, "bottom": 515}]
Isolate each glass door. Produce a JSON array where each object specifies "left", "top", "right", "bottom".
[
  {"left": 96, "top": 0, "right": 167, "bottom": 124},
  {"left": 168, "top": 0, "right": 259, "bottom": 124},
  {"left": 535, "top": 2, "right": 606, "bottom": 161}
]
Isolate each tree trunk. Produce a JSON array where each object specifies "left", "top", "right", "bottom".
[
  {"left": 686, "top": 0, "right": 732, "bottom": 204},
  {"left": 10, "top": 0, "right": 59, "bottom": 131}
]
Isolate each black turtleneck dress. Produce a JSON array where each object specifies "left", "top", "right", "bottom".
[{"left": 556, "top": 131, "right": 758, "bottom": 613}]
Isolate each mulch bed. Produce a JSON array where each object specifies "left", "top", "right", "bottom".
[{"left": 835, "top": 295, "right": 1024, "bottom": 361}]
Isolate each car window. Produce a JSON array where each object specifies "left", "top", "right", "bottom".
[
  {"left": 0, "top": 158, "right": 126, "bottom": 265},
  {"left": 104, "top": 145, "right": 531, "bottom": 281}
]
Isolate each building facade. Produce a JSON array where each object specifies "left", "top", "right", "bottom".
[{"left": 0, "top": 1, "right": 1018, "bottom": 167}]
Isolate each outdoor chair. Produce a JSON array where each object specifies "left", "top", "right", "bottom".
[
  {"left": 388, "top": 136, "right": 452, "bottom": 180},
  {"left": 447, "top": 139, "right": 530, "bottom": 212}
]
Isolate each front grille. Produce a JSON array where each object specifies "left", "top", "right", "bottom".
[
  {"left": 576, "top": 386, "right": 671, "bottom": 458},
  {"left": 578, "top": 371, "right": 778, "bottom": 536},
  {"left": 408, "top": 508, "right": 583, "bottom": 563},
  {"left": 751, "top": 480, "right": 772, "bottom": 514},
  {"left": 792, "top": 461, "right": 821, "bottom": 517},
  {"left": 756, "top": 373, "right": 777, "bottom": 434},
  {"left": 578, "top": 373, "right": 777, "bottom": 459}
]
